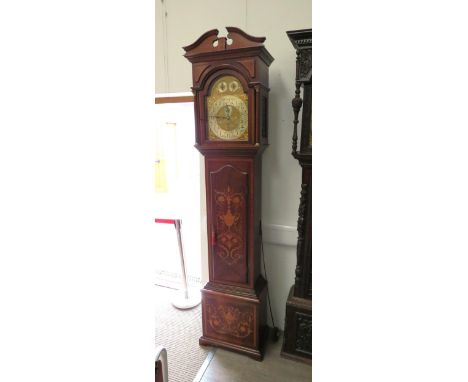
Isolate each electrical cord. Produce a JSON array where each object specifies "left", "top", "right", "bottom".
[{"left": 259, "top": 221, "right": 281, "bottom": 342}]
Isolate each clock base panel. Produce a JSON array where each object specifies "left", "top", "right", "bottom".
[
  {"left": 280, "top": 286, "right": 312, "bottom": 364},
  {"left": 199, "top": 281, "right": 269, "bottom": 361}
]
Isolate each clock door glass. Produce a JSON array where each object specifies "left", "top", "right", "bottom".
[{"left": 207, "top": 75, "right": 248, "bottom": 141}]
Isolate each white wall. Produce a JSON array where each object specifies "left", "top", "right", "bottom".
[
  {"left": 155, "top": 0, "right": 311, "bottom": 329},
  {"left": 154, "top": 102, "right": 202, "bottom": 285}
]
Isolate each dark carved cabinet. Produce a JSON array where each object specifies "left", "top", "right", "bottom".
[
  {"left": 184, "top": 28, "right": 273, "bottom": 360},
  {"left": 281, "top": 29, "right": 312, "bottom": 364}
]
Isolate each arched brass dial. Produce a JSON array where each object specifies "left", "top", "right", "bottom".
[{"left": 207, "top": 76, "right": 248, "bottom": 141}]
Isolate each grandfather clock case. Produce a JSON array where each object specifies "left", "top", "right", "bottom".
[
  {"left": 184, "top": 27, "right": 274, "bottom": 360},
  {"left": 280, "top": 29, "right": 312, "bottom": 364}
]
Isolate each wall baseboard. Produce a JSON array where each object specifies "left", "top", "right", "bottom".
[
  {"left": 262, "top": 223, "right": 297, "bottom": 247},
  {"left": 155, "top": 270, "right": 202, "bottom": 289}
]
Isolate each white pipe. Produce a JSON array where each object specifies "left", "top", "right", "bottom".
[{"left": 155, "top": 346, "right": 168, "bottom": 382}]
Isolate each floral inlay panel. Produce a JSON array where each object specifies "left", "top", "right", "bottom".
[
  {"left": 207, "top": 302, "right": 253, "bottom": 338},
  {"left": 214, "top": 184, "right": 246, "bottom": 266}
]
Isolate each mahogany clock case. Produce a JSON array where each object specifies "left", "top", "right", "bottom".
[{"left": 184, "top": 27, "right": 274, "bottom": 361}]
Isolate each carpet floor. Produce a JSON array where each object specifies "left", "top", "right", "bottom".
[{"left": 155, "top": 285, "right": 211, "bottom": 382}]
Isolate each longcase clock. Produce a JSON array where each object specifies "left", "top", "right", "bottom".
[
  {"left": 183, "top": 27, "right": 274, "bottom": 360},
  {"left": 280, "top": 28, "right": 312, "bottom": 364}
]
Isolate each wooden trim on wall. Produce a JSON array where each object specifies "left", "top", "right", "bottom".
[{"left": 155, "top": 95, "right": 194, "bottom": 104}]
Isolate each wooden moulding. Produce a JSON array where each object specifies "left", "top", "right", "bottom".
[
  {"left": 286, "top": 28, "right": 312, "bottom": 51},
  {"left": 184, "top": 27, "right": 264, "bottom": 54},
  {"left": 155, "top": 95, "right": 194, "bottom": 104},
  {"left": 183, "top": 27, "right": 274, "bottom": 67}
]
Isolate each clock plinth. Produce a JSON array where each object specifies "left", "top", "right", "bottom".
[
  {"left": 184, "top": 27, "right": 274, "bottom": 361},
  {"left": 199, "top": 276, "right": 269, "bottom": 360}
]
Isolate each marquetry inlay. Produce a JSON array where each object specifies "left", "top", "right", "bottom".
[
  {"left": 214, "top": 184, "right": 245, "bottom": 266},
  {"left": 207, "top": 302, "right": 254, "bottom": 338}
]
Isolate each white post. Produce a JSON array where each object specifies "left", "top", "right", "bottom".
[
  {"left": 171, "top": 219, "right": 201, "bottom": 309},
  {"left": 174, "top": 219, "right": 189, "bottom": 299}
]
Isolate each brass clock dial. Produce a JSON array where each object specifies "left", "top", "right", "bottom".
[{"left": 207, "top": 76, "right": 248, "bottom": 141}]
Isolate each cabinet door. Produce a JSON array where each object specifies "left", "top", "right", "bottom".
[{"left": 208, "top": 160, "right": 250, "bottom": 285}]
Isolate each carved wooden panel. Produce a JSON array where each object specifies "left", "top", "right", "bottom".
[
  {"left": 203, "top": 293, "right": 256, "bottom": 349},
  {"left": 281, "top": 287, "right": 312, "bottom": 363},
  {"left": 298, "top": 48, "right": 312, "bottom": 81},
  {"left": 294, "top": 179, "right": 311, "bottom": 298},
  {"left": 295, "top": 313, "right": 312, "bottom": 355},
  {"left": 208, "top": 162, "right": 249, "bottom": 284},
  {"left": 300, "top": 83, "right": 311, "bottom": 152}
]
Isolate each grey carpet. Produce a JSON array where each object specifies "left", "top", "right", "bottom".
[{"left": 155, "top": 285, "right": 211, "bottom": 382}]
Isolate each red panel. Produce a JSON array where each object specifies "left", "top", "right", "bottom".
[{"left": 155, "top": 218, "right": 176, "bottom": 224}]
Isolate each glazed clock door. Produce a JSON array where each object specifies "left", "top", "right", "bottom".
[
  {"left": 208, "top": 159, "right": 250, "bottom": 285},
  {"left": 207, "top": 75, "right": 249, "bottom": 141}
]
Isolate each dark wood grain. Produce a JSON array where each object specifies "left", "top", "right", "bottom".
[{"left": 281, "top": 28, "right": 312, "bottom": 364}]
